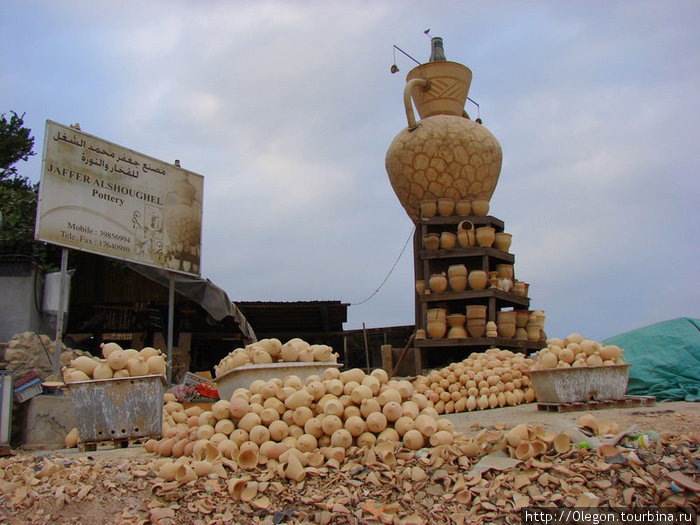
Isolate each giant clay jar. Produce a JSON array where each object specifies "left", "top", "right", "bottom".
[{"left": 385, "top": 40, "right": 502, "bottom": 223}]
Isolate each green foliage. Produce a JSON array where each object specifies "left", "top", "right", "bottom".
[
  {"left": 0, "top": 111, "right": 35, "bottom": 181},
  {"left": 0, "top": 111, "right": 60, "bottom": 270}
]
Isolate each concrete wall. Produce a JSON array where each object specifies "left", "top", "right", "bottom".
[{"left": 0, "top": 262, "right": 45, "bottom": 342}]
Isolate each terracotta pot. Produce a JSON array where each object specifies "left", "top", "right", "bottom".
[
  {"left": 437, "top": 198, "right": 455, "bottom": 217},
  {"left": 466, "top": 319, "right": 486, "bottom": 338},
  {"left": 471, "top": 199, "right": 489, "bottom": 216},
  {"left": 515, "top": 310, "right": 530, "bottom": 327},
  {"left": 457, "top": 220, "right": 475, "bottom": 248},
  {"left": 447, "top": 313, "right": 466, "bottom": 327},
  {"left": 494, "top": 232, "right": 512, "bottom": 252},
  {"left": 415, "top": 280, "right": 425, "bottom": 295},
  {"left": 426, "top": 319, "right": 447, "bottom": 339},
  {"left": 455, "top": 199, "right": 472, "bottom": 217},
  {"left": 420, "top": 200, "right": 437, "bottom": 218},
  {"left": 467, "top": 270, "right": 488, "bottom": 290},
  {"left": 447, "top": 326, "right": 467, "bottom": 339},
  {"left": 415, "top": 329, "right": 426, "bottom": 340},
  {"left": 475, "top": 226, "right": 495, "bottom": 247},
  {"left": 498, "top": 322, "right": 516, "bottom": 339},
  {"left": 526, "top": 324, "right": 541, "bottom": 342},
  {"left": 497, "top": 310, "right": 516, "bottom": 324},
  {"left": 423, "top": 233, "right": 440, "bottom": 250},
  {"left": 466, "top": 305, "right": 487, "bottom": 319},
  {"left": 448, "top": 275, "right": 467, "bottom": 291},
  {"left": 439, "top": 231, "right": 457, "bottom": 250},
  {"left": 429, "top": 273, "right": 448, "bottom": 293},
  {"left": 512, "top": 281, "right": 526, "bottom": 296},
  {"left": 515, "top": 327, "right": 528, "bottom": 340}
]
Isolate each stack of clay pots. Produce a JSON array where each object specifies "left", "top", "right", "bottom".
[
  {"left": 426, "top": 307, "right": 448, "bottom": 339},
  {"left": 465, "top": 305, "right": 487, "bottom": 337},
  {"left": 446, "top": 264, "right": 467, "bottom": 291},
  {"left": 62, "top": 342, "right": 167, "bottom": 383},
  {"left": 215, "top": 338, "right": 338, "bottom": 378},
  {"left": 146, "top": 366, "right": 461, "bottom": 482},
  {"left": 525, "top": 310, "right": 546, "bottom": 343},
  {"left": 531, "top": 333, "right": 625, "bottom": 370},
  {"left": 496, "top": 310, "right": 517, "bottom": 339},
  {"left": 446, "top": 313, "right": 467, "bottom": 339},
  {"left": 412, "top": 348, "right": 536, "bottom": 414}
]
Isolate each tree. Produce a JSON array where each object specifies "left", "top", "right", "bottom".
[
  {"left": 0, "top": 111, "right": 35, "bottom": 181},
  {"left": 0, "top": 111, "right": 60, "bottom": 269}
]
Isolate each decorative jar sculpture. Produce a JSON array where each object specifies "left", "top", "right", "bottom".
[{"left": 386, "top": 37, "right": 502, "bottom": 223}]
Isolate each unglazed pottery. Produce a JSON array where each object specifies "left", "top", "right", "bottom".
[
  {"left": 385, "top": 43, "right": 502, "bottom": 223},
  {"left": 437, "top": 198, "right": 455, "bottom": 217},
  {"left": 423, "top": 233, "right": 440, "bottom": 250},
  {"left": 467, "top": 270, "right": 488, "bottom": 290},
  {"left": 429, "top": 273, "right": 448, "bottom": 293},
  {"left": 420, "top": 200, "right": 437, "bottom": 218},
  {"left": 471, "top": 199, "right": 489, "bottom": 216},
  {"left": 494, "top": 232, "right": 512, "bottom": 252},
  {"left": 475, "top": 226, "right": 495, "bottom": 247},
  {"left": 439, "top": 231, "right": 457, "bottom": 250}
]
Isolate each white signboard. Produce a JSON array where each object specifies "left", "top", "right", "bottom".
[{"left": 35, "top": 121, "right": 203, "bottom": 275}]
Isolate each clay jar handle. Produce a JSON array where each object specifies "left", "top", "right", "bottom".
[{"left": 403, "top": 78, "right": 431, "bottom": 130}]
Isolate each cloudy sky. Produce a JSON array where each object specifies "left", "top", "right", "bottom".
[{"left": 2, "top": 1, "right": 698, "bottom": 342}]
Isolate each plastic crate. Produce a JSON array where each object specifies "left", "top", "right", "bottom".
[{"left": 14, "top": 378, "right": 42, "bottom": 403}]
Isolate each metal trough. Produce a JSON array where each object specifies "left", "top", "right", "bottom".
[
  {"left": 68, "top": 374, "right": 166, "bottom": 443},
  {"left": 214, "top": 362, "right": 342, "bottom": 401},
  {"left": 525, "top": 364, "right": 631, "bottom": 404}
]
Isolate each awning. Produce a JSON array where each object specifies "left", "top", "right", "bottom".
[{"left": 125, "top": 263, "right": 257, "bottom": 342}]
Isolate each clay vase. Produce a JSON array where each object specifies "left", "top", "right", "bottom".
[
  {"left": 475, "top": 226, "right": 495, "bottom": 247},
  {"left": 515, "top": 327, "right": 528, "bottom": 340},
  {"left": 494, "top": 232, "right": 512, "bottom": 252},
  {"left": 497, "top": 310, "right": 517, "bottom": 324},
  {"left": 437, "top": 198, "right": 455, "bottom": 217},
  {"left": 426, "top": 319, "right": 447, "bottom": 339},
  {"left": 385, "top": 49, "right": 502, "bottom": 224},
  {"left": 467, "top": 270, "right": 488, "bottom": 290},
  {"left": 420, "top": 200, "right": 437, "bottom": 218},
  {"left": 526, "top": 324, "right": 541, "bottom": 342},
  {"left": 485, "top": 321, "right": 498, "bottom": 338},
  {"left": 457, "top": 220, "right": 475, "bottom": 248},
  {"left": 466, "top": 305, "right": 487, "bottom": 319},
  {"left": 426, "top": 307, "right": 447, "bottom": 321},
  {"left": 512, "top": 281, "right": 526, "bottom": 297},
  {"left": 415, "top": 329, "right": 427, "bottom": 340},
  {"left": 515, "top": 310, "right": 530, "bottom": 328},
  {"left": 447, "top": 264, "right": 468, "bottom": 291},
  {"left": 439, "top": 231, "right": 457, "bottom": 250},
  {"left": 429, "top": 273, "right": 448, "bottom": 293},
  {"left": 471, "top": 199, "right": 489, "bottom": 216},
  {"left": 423, "top": 233, "right": 440, "bottom": 250}
]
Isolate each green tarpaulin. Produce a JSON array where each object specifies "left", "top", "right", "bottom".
[{"left": 603, "top": 317, "right": 700, "bottom": 401}]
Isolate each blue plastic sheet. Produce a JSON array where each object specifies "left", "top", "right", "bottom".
[{"left": 603, "top": 317, "right": 700, "bottom": 401}]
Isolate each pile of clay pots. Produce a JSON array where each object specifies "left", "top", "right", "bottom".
[
  {"left": 146, "top": 366, "right": 461, "bottom": 483},
  {"left": 531, "top": 333, "right": 625, "bottom": 369},
  {"left": 412, "top": 348, "right": 536, "bottom": 414},
  {"left": 62, "top": 342, "right": 167, "bottom": 383},
  {"left": 214, "top": 338, "right": 338, "bottom": 378}
]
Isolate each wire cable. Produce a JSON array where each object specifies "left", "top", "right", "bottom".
[{"left": 351, "top": 226, "right": 415, "bottom": 306}]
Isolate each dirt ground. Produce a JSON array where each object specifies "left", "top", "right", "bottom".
[{"left": 0, "top": 401, "right": 697, "bottom": 524}]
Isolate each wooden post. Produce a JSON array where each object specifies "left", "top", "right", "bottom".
[
  {"left": 167, "top": 272, "right": 175, "bottom": 385},
  {"left": 53, "top": 248, "right": 69, "bottom": 376},
  {"left": 362, "top": 323, "right": 370, "bottom": 373}
]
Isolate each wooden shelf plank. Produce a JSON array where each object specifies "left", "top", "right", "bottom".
[
  {"left": 419, "top": 246, "right": 514, "bottom": 263},
  {"left": 420, "top": 215, "right": 505, "bottom": 230},
  {"left": 419, "top": 288, "right": 530, "bottom": 307},
  {"left": 415, "top": 337, "right": 542, "bottom": 351}
]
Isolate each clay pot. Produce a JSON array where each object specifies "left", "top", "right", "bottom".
[
  {"left": 455, "top": 199, "right": 472, "bottom": 216},
  {"left": 475, "top": 226, "right": 495, "bottom": 247},
  {"left": 439, "top": 231, "right": 457, "bottom": 250},
  {"left": 526, "top": 324, "right": 541, "bottom": 342},
  {"left": 466, "top": 319, "right": 486, "bottom": 338},
  {"left": 427, "top": 320, "right": 447, "bottom": 339},
  {"left": 498, "top": 322, "right": 516, "bottom": 339},
  {"left": 448, "top": 265, "right": 468, "bottom": 291},
  {"left": 427, "top": 307, "right": 447, "bottom": 322},
  {"left": 423, "top": 233, "right": 440, "bottom": 250},
  {"left": 495, "top": 264, "right": 513, "bottom": 280},
  {"left": 506, "top": 424, "right": 529, "bottom": 447},
  {"left": 515, "top": 310, "right": 530, "bottom": 328},
  {"left": 515, "top": 328, "right": 528, "bottom": 340},
  {"left": 457, "top": 220, "right": 475, "bottom": 248},
  {"left": 471, "top": 199, "right": 489, "bottom": 216},
  {"left": 514, "top": 442, "right": 534, "bottom": 461},
  {"left": 429, "top": 273, "right": 448, "bottom": 293},
  {"left": 512, "top": 281, "right": 526, "bottom": 296},
  {"left": 420, "top": 200, "right": 437, "bottom": 218},
  {"left": 175, "top": 463, "right": 197, "bottom": 483},
  {"left": 447, "top": 314, "right": 467, "bottom": 339},
  {"left": 237, "top": 442, "right": 259, "bottom": 469},
  {"left": 497, "top": 310, "right": 516, "bottom": 324},
  {"left": 147, "top": 355, "right": 166, "bottom": 375},
  {"left": 552, "top": 433, "right": 571, "bottom": 454},
  {"left": 158, "top": 461, "right": 178, "bottom": 481},
  {"left": 437, "top": 198, "right": 455, "bottom": 217},
  {"left": 466, "top": 305, "right": 487, "bottom": 319},
  {"left": 467, "top": 270, "right": 488, "bottom": 290},
  {"left": 415, "top": 280, "right": 425, "bottom": 295},
  {"left": 403, "top": 429, "right": 425, "bottom": 450},
  {"left": 494, "top": 232, "right": 512, "bottom": 252}
]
